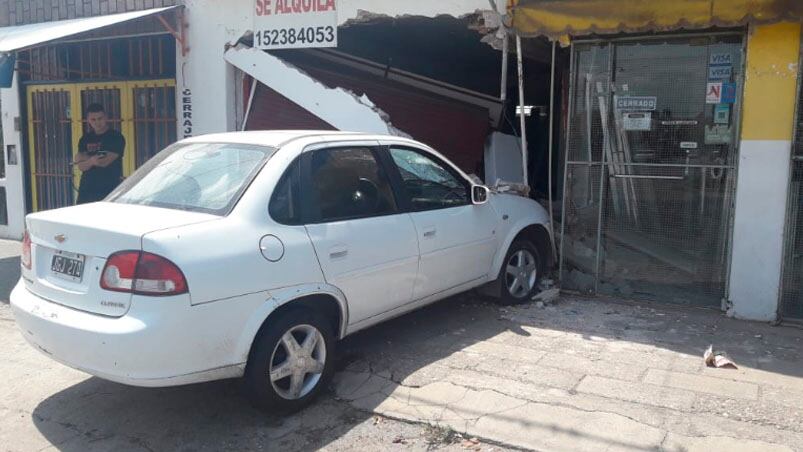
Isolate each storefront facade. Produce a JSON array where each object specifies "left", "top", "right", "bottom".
[
  {"left": 512, "top": 0, "right": 803, "bottom": 322},
  {"left": 3, "top": 0, "right": 802, "bottom": 323},
  {"left": 0, "top": 0, "right": 508, "bottom": 241},
  {"left": 0, "top": 1, "right": 181, "bottom": 239}
]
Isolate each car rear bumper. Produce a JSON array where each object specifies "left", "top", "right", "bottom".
[{"left": 10, "top": 280, "right": 247, "bottom": 387}]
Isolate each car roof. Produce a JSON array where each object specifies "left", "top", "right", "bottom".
[{"left": 180, "top": 130, "right": 420, "bottom": 148}]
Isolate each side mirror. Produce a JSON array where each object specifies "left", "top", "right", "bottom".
[{"left": 472, "top": 185, "right": 490, "bottom": 205}]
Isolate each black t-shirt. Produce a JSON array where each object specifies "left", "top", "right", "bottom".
[{"left": 77, "top": 129, "right": 125, "bottom": 199}]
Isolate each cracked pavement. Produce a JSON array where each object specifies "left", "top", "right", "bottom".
[
  {"left": 0, "top": 237, "right": 802, "bottom": 451},
  {"left": 0, "top": 299, "right": 512, "bottom": 452},
  {"left": 333, "top": 293, "right": 803, "bottom": 451}
]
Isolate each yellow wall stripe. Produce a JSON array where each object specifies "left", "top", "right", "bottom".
[{"left": 741, "top": 22, "right": 802, "bottom": 141}]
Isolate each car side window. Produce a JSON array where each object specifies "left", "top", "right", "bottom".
[
  {"left": 270, "top": 159, "right": 301, "bottom": 225},
  {"left": 308, "top": 147, "right": 397, "bottom": 222},
  {"left": 388, "top": 147, "right": 469, "bottom": 211}
]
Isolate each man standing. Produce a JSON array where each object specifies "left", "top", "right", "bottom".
[{"left": 73, "top": 103, "right": 126, "bottom": 204}]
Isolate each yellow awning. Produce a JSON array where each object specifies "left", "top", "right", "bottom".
[{"left": 511, "top": 0, "right": 803, "bottom": 43}]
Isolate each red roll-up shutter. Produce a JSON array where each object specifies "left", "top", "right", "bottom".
[
  {"left": 245, "top": 83, "right": 336, "bottom": 131},
  {"left": 245, "top": 59, "right": 489, "bottom": 174}
]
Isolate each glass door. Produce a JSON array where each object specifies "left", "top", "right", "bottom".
[{"left": 561, "top": 34, "right": 744, "bottom": 307}]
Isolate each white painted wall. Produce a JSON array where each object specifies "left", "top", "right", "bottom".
[
  {"left": 728, "top": 140, "right": 792, "bottom": 321},
  {"left": 176, "top": 0, "right": 501, "bottom": 138},
  {"left": 0, "top": 75, "right": 27, "bottom": 239},
  {"left": 176, "top": 0, "right": 252, "bottom": 137}
]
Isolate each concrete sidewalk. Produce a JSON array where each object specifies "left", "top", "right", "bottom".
[
  {"left": 2, "top": 232, "right": 801, "bottom": 451},
  {"left": 334, "top": 294, "right": 803, "bottom": 451}
]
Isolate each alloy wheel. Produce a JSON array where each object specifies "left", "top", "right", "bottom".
[
  {"left": 505, "top": 249, "right": 538, "bottom": 298},
  {"left": 268, "top": 324, "right": 327, "bottom": 400}
]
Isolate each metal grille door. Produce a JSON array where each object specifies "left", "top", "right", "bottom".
[
  {"left": 132, "top": 83, "right": 177, "bottom": 167},
  {"left": 29, "top": 89, "right": 75, "bottom": 210},
  {"left": 27, "top": 80, "right": 175, "bottom": 211},
  {"left": 561, "top": 35, "right": 743, "bottom": 307},
  {"left": 780, "top": 76, "right": 803, "bottom": 320}
]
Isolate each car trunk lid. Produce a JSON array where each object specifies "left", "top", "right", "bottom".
[{"left": 24, "top": 202, "right": 217, "bottom": 316}]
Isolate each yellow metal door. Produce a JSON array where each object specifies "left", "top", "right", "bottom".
[
  {"left": 27, "top": 79, "right": 175, "bottom": 212},
  {"left": 27, "top": 86, "right": 77, "bottom": 211}
]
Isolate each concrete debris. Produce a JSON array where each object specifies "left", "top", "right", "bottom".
[
  {"left": 341, "top": 9, "right": 394, "bottom": 26},
  {"left": 532, "top": 288, "right": 559, "bottom": 304},
  {"left": 535, "top": 301, "right": 545, "bottom": 309},
  {"left": 726, "top": 306, "right": 737, "bottom": 318},
  {"left": 566, "top": 269, "right": 595, "bottom": 293},
  {"left": 539, "top": 278, "right": 555, "bottom": 290},
  {"left": 704, "top": 345, "right": 738, "bottom": 369},
  {"left": 563, "top": 237, "right": 598, "bottom": 275},
  {"left": 491, "top": 179, "right": 530, "bottom": 197},
  {"left": 480, "top": 32, "right": 506, "bottom": 51}
]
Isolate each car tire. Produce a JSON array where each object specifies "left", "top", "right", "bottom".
[
  {"left": 244, "top": 307, "right": 336, "bottom": 413},
  {"left": 495, "top": 239, "right": 542, "bottom": 305}
]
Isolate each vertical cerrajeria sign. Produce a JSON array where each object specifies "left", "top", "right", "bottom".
[{"left": 254, "top": 0, "right": 338, "bottom": 49}]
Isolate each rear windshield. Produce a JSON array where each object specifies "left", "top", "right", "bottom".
[{"left": 108, "top": 142, "right": 275, "bottom": 215}]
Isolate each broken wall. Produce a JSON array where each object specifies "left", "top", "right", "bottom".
[
  {"left": 178, "top": 0, "right": 504, "bottom": 139},
  {"left": 250, "top": 50, "right": 493, "bottom": 172}
]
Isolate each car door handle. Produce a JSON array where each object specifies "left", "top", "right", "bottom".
[
  {"left": 422, "top": 227, "right": 437, "bottom": 238},
  {"left": 329, "top": 245, "right": 348, "bottom": 259}
]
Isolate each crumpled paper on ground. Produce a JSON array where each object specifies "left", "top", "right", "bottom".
[{"left": 704, "top": 345, "right": 738, "bottom": 369}]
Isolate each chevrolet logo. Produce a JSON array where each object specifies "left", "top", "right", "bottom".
[{"left": 54, "top": 234, "right": 66, "bottom": 243}]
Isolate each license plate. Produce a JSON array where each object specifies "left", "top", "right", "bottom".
[{"left": 51, "top": 251, "right": 85, "bottom": 282}]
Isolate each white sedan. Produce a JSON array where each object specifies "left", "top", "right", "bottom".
[{"left": 11, "top": 131, "right": 553, "bottom": 412}]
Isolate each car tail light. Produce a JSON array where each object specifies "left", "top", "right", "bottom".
[
  {"left": 21, "top": 230, "right": 31, "bottom": 270},
  {"left": 101, "top": 251, "right": 188, "bottom": 296}
]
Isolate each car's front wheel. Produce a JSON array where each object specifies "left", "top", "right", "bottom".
[
  {"left": 245, "top": 307, "right": 335, "bottom": 413},
  {"left": 497, "top": 239, "right": 541, "bottom": 304}
]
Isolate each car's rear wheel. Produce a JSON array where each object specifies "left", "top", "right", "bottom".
[
  {"left": 497, "top": 239, "right": 541, "bottom": 305},
  {"left": 245, "top": 307, "right": 335, "bottom": 413}
]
